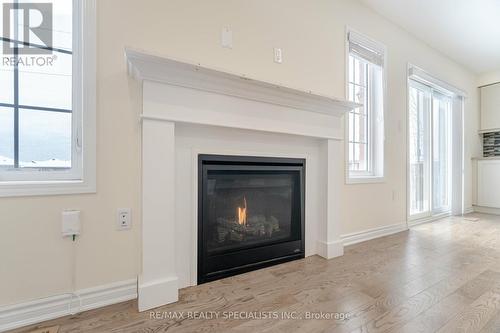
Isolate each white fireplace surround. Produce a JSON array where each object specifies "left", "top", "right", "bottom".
[{"left": 126, "top": 48, "right": 358, "bottom": 311}]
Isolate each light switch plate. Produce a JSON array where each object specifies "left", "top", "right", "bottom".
[{"left": 221, "top": 26, "right": 233, "bottom": 49}]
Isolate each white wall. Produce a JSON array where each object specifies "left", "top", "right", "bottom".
[
  {"left": 478, "top": 70, "right": 500, "bottom": 86},
  {"left": 0, "top": 0, "right": 480, "bottom": 307}
]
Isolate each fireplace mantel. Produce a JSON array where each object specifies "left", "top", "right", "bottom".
[
  {"left": 126, "top": 48, "right": 358, "bottom": 119},
  {"left": 126, "top": 48, "right": 355, "bottom": 312}
]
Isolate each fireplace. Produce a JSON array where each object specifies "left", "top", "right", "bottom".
[{"left": 198, "top": 154, "right": 305, "bottom": 283}]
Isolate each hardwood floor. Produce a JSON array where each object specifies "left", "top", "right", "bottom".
[{"left": 9, "top": 214, "right": 500, "bottom": 333}]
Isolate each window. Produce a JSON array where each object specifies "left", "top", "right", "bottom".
[
  {"left": 346, "top": 29, "right": 385, "bottom": 182},
  {"left": 0, "top": 0, "right": 95, "bottom": 196}
]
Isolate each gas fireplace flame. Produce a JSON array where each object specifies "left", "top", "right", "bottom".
[{"left": 237, "top": 197, "right": 247, "bottom": 226}]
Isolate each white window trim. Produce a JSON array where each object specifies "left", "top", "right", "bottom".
[
  {"left": 344, "top": 26, "right": 387, "bottom": 185},
  {"left": 0, "top": 0, "right": 96, "bottom": 197}
]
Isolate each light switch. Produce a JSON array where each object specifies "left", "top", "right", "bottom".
[{"left": 221, "top": 27, "right": 233, "bottom": 49}]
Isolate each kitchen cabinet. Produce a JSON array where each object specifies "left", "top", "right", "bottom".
[
  {"left": 475, "top": 159, "right": 500, "bottom": 208},
  {"left": 480, "top": 83, "right": 500, "bottom": 132}
]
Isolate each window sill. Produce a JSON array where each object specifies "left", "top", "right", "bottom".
[
  {"left": 0, "top": 180, "right": 96, "bottom": 198},
  {"left": 346, "top": 175, "right": 385, "bottom": 185}
]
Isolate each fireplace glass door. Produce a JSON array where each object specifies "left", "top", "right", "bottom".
[
  {"left": 206, "top": 171, "right": 298, "bottom": 253},
  {"left": 198, "top": 155, "right": 305, "bottom": 283}
]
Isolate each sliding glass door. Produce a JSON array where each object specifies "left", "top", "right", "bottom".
[
  {"left": 408, "top": 80, "right": 452, "bottom": 220},
  {"left": 431, "top": 92, "right": 452, "bottom": 214},
  {"left": 409, "top": 81, "right": 431, "bottom": 217}
]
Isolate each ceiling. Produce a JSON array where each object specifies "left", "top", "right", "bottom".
[{"left": 359, "top": 0, "right": 500, "bottom": 74}]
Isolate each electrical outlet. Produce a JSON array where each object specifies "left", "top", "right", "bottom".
[
  {"left": 274, "top": 47, "right": 283, "bottom": 63},
  {"left": 62, "top": 210, "right": 81, "bottom": 237},
  {"left": 117, "top": 208, "right": 131, "bottom": 230}
]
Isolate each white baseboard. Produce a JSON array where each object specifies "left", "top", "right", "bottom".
[
  {"left": 463, "top": 206, "right": 474, "bottom": 214},
  {"left": 138, "top": 276, "right": 178, "bottom": 312},
  {"left": 407, "top": 212, "right": 451, "bottom": 228},
  {"left": 472, "top": 205, "right": 500, "bottom": 215},
  {"left": 341, "top": 222, "right": 408, "bottom": 246},
  {"left": 316, "top": 240, "right": 344, "bottom": 259},
  {"left": 0, "top": 279, "right": 137, "bottom": 332}
]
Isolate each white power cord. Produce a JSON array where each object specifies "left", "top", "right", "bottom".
[
  {"left": 68, "top": 234, "right": 82, "bottom": 315},
  {"left": 24, "top": 234, "right": 83, "bottom": 316}
]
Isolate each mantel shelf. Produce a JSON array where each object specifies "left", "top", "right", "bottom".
[{"left": 125, "top": 48, "right": 358, "bottom": 117}]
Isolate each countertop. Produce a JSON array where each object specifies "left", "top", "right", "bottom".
[{"left": 472, "top": 156, "right": 500, "bottom": 160}]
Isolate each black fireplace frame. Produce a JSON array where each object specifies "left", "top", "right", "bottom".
[{"left": 197, "top": 154, "right": 305, "bottom": 284}]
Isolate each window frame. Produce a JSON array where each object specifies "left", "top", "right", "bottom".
[
  {"left": 345, "top": 27, "right": 386, "bottom": 184},
  {"left": 0, "top": 0, "right": 96, "bottom": 197},
  {"left": 347, "top": 56, "right": 372, "bottom": 175}
]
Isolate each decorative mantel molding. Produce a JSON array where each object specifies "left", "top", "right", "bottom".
[
  {"left": 125, "top": 48, "right": 358, "bottom": 117},
  {"left": 126, "top": 47, "right": 353, "bottom": 312}
]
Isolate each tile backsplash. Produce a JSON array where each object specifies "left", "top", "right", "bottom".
[{"left": 483, "top": 131, "right": 500, "bottom": 157}]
